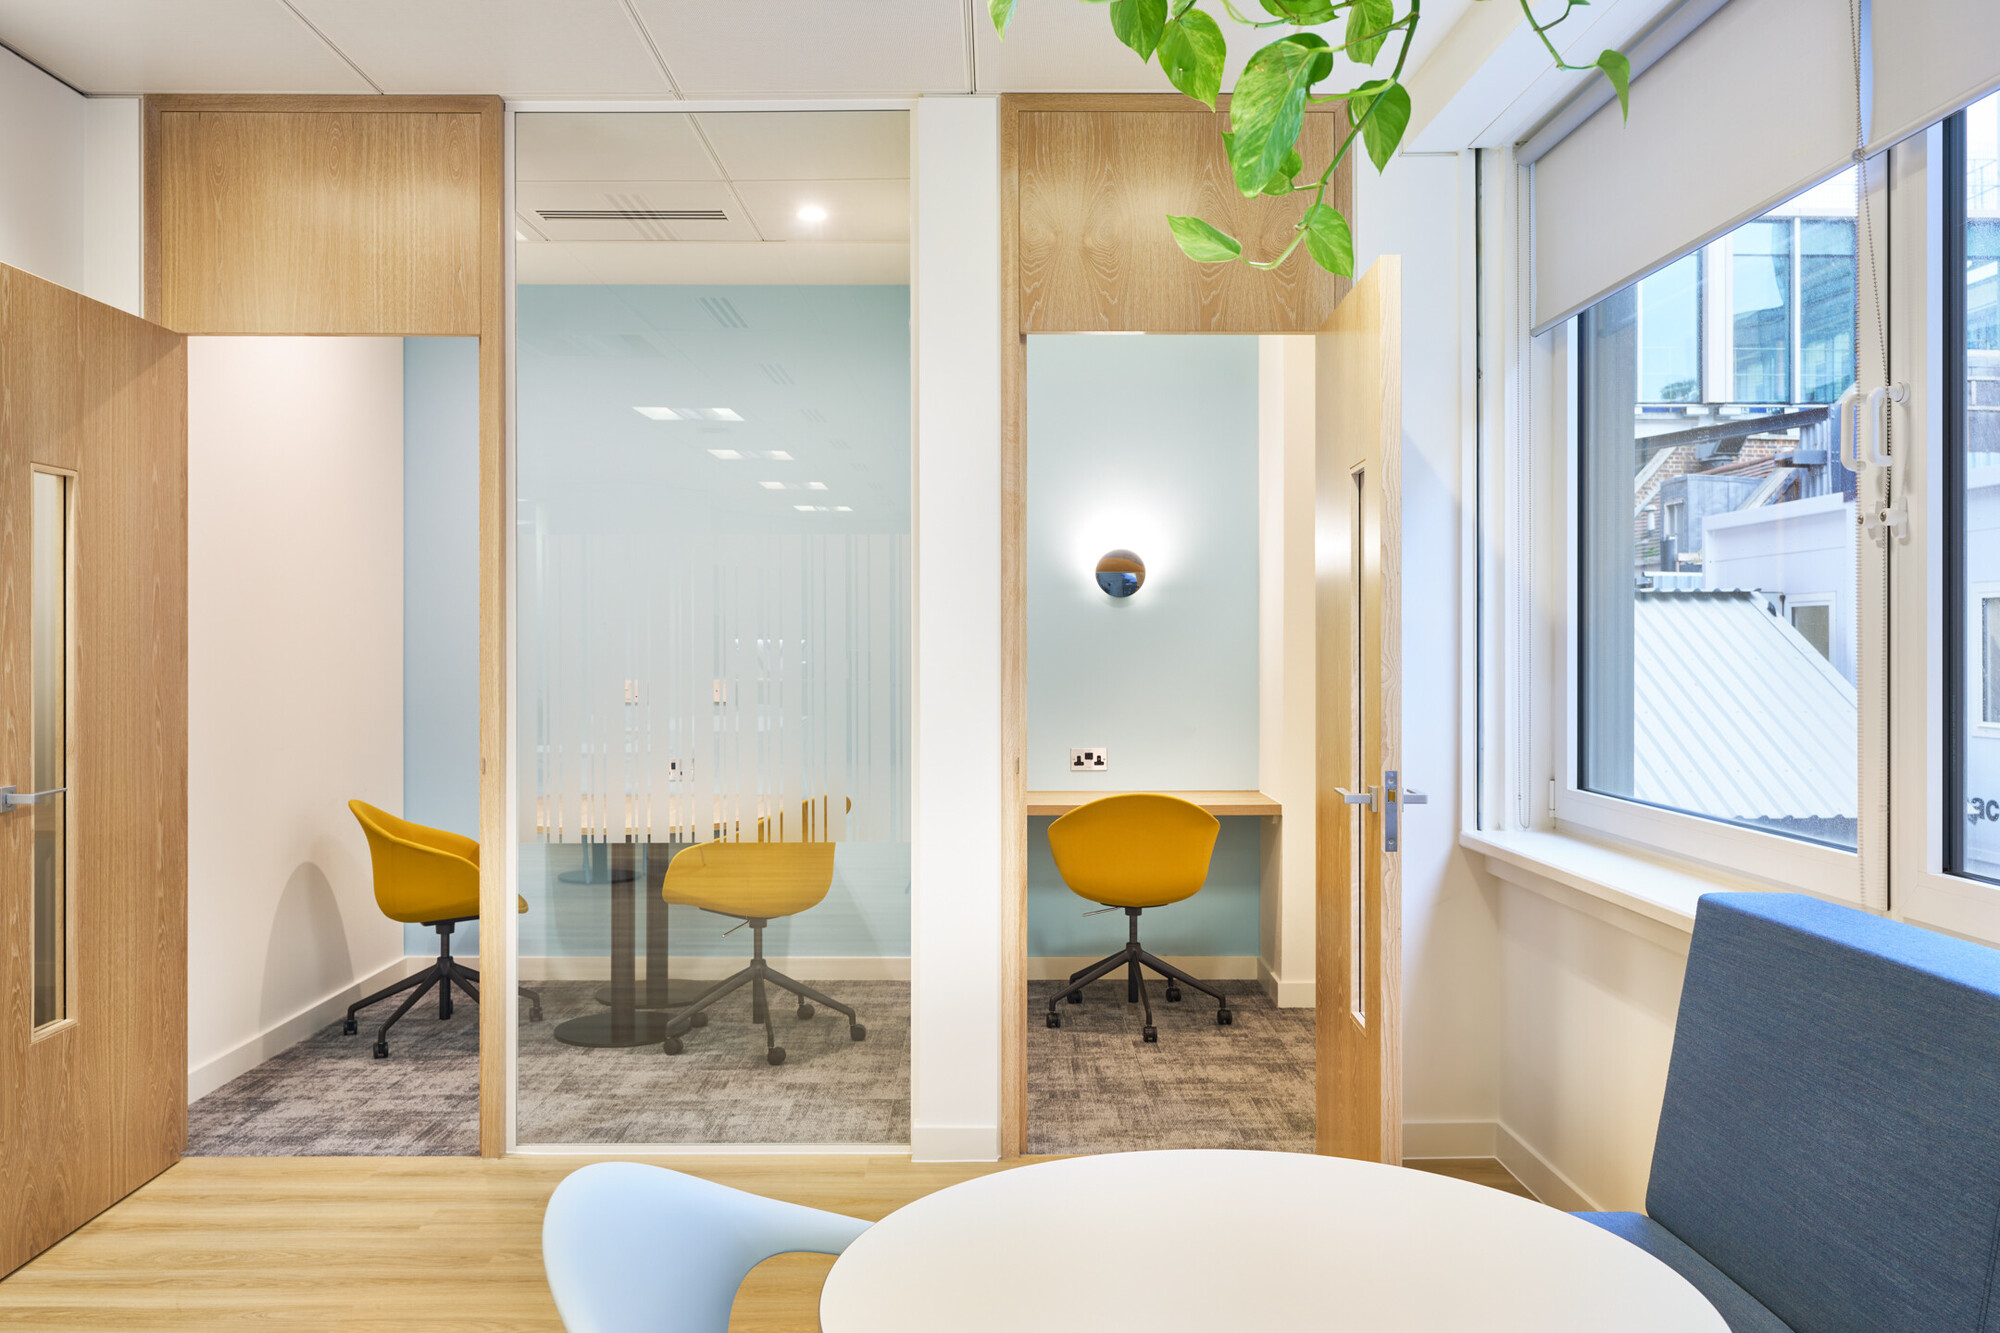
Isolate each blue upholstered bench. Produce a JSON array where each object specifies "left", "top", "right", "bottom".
[{"left": 1574, "top": 891, "right": 2000, "bottom": 1333}]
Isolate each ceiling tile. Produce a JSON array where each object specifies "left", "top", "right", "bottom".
[
  {"left": 973, "top": 0, "right": 1470, "bottom": 95},
  {"left": 0, "top": 0, "right": 371, "bottom": 93},
  {"left": 287, "top": 0, "right": 670, "bottom": 96},
  {"left": 694, "top": 111, "right": 909, "bottom": 181},
  {"left": 517, "top": 240, "right": 910, "bottom": 286},
  {"left": 630, "top": 0, "right": 968, "bottom": 95},
  {"left": 517, "top": 180, "right": 760, "bottom": 242},
  {"left": 732, "top": 179, "right": 909, "bottom": 243},
  {"left": 516, "top": 113, "right": 720, "bottom": 183}
]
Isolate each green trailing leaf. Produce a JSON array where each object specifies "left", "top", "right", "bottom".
[
  {"left": 1300, "top": 203, "right": 1354, "bottom": 276},
  {"left": 1344, "top": 0, "right": 1396, "bottom": 65},
  {"left": 1261, "top": 146, "right": 1304, "bottom": 195},
  {"left": 1169, "top": 0, "right": 1199, "bottom": 17},
  {"left": 1349, "top": 78, "right": 1411, "bottom": 171},
  {"left": 990, "top": 0, "right": 1017, "bottom": 36},
  {"left": 1228, "top": 33, "right": 1330, "bottom": 197},
  {"left": 1259, "top": 0, "right": 1337, "bottom": 22},
  {"left": 1158, "top": 8, "right": 1226, "bottom": 107},
  {"left": 1110, "top": 0, "right": 1169, "bottom": 62},
  {"left": 1596, "top": 49, "right": 1631, "bottom": 120},
  {"left": 1167, "top": 214, "right": 1243, "bottom": 263}
]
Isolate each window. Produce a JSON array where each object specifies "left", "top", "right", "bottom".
[
  {"left": 1947, "top": 93, "right": 2000, "bottom": 879},
  {"left": 1577, "top": 173, "right": 1860, "bottom": 850},
  {"left": 30, "top": 469, "right": 68, "bottom": 1029}
]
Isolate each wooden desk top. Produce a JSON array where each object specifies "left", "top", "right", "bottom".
[{"left": 1025, "top": 790, "right": 1282, "bottom": 818}]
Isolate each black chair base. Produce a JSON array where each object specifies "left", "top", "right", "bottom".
[
  {"left": 1045, "top": 907, "right": 1232, "bottom": 1041},
  {"left": 660, "top": 917, "right": 865, "bottom": 1066},
  {"left": 343, "top": 917, "right": 544, "bottom": 1058}
]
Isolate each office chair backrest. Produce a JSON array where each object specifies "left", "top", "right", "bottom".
[
  {"left": 542, "top": 1161, "right": 870, "bottom": 1333},
  {"left": 1047, "top": 793, "right": 1220, "bottom": 909},
  {"left": 348, "top": 799, "right": 480, "bottom": 924},
  {"left": 661, "top": 839, "right": 838, "bottom": 919}
]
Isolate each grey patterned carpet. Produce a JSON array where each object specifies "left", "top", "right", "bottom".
[
  {"left": 189, "top": 974, "right": 1310, "bottom": 1155},
  {"left": 1026, "top": 979, "right": 1316, "bottom": 1155}
]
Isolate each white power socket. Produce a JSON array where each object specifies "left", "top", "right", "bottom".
[
  {"left": 666, "top": 758, "right": 690, "bottom": 782},
  {"left": 1070, "top": 747, "right": 1108, "bottom": 772}
]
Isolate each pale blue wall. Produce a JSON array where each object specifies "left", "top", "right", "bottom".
[
  {"left": 1024, "top": 335, "right": 1260, "bottom": 958},
  {"left": 402, "top": 337, "right": 481, "bottom": 954}
]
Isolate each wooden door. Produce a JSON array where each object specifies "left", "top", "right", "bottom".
[
  {"left": 0, "top": 264, "right": 188, "bottom": 1276},
  {"left": 1314, "top": 257, "right": 1403, "bottom": 1163}
]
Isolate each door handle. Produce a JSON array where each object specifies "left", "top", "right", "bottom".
[
  {"left": 1384, "top": 771, "right": 1426, "bottom": 852},
  {"left": 1336, "top": 787, "right": 1377, "bottom": 812},
  {"left": 0, "top": 785, "right": 64, "bottom": 810}
]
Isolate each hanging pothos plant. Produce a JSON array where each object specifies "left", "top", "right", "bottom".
[{"left": 989, "top": 0, "right": 1631, "bottom": 278}]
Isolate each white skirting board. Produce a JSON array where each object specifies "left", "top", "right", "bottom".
[
  {"left": 187, "top": 954, "right": 428, "bottom": 1102},
  {"left": 910, "top": 1123, "right": 1002, "bottom": 1162},
  {"left": 1256, "top": 958, "right": 1315, "bottom": 1008}
]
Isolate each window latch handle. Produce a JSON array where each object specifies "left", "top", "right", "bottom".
[{"left": 0, "top": 785, "right": 64, "bottom": 810}]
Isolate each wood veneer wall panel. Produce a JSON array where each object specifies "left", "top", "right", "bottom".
[
  {"left": 151, "top": 106, "right": 484, "bottom": 335},
  {"left": 1016, "top": 103, "right": 1352, "bottom": 333}
]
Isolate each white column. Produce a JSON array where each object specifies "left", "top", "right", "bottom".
[{"left": 910, "top": 95, "right": 1003, "bottom": 1162}]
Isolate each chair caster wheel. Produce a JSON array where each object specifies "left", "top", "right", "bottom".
[
  {"left": 1143, "top": 1026, "right": 1158, "bottom": 1043},
  {"left": 373, "top": 1041, "right": 389, "bottom": 1059},
  {"left": 663, "top": 1036, "right": 684, "bottom": 1055},
  {"left": 343, "top": 1017, "right": 358, "bottom": 1035},
  {"left": 528, "top": 1005, "right": 543, "bottom": 1023},
  {"left": 850, "top": 1023, "right": 867, "bottom": 1042},
  {"left": 797, "top": 1003, "right": 815, "bottom": 1021},
  {"left": 1066, "top": 991, "right": 1082, "bottom": 1004},
  {"left": 691, "top": 1012, "right": 709, "bottom": 1028},
  {"left": 1166, "top": 987, "right": 1182, "bottom": 1002},
  {"left": 768, "top": 1047, "right": 787, "bottom": 1066},
  {"left": 1046, "top": 1012, "right": 1061, "bottom": 1029},
  {"left": 1217, "top": 1008, "right": 1233, "bottom": 1026}
]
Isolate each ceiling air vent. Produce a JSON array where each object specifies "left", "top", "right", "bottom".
[
  {"left": 536, "top": 208, "right": 728, "bottom": 222},
  {"left": 699, "top": 297, "right": 748, "bottom": 329}
]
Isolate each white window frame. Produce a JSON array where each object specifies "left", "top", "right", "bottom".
[
  {"left": 1970, "top": 583, "right": 2000, "bottom": 733},
  {"left": 1784, "top": 591, "right": 1837, "bottom": 662}
]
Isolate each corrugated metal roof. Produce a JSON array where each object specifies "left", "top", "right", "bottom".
[{"left": 1632, "top": 589, "right": 1857, "bottom": 821}]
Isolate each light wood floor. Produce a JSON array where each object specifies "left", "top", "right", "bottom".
[{"left": 0, "top": 1154, "right": 1531, "bottom": 1331}]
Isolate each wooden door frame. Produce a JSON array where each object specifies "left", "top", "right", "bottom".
[
  {"left": 143, "top": 94, "right": 509, "bottom": 1156},
  {"left": 997, "top": 94, "right": 1352, "bottom": 1156}
]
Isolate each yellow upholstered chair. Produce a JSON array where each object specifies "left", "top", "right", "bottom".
[
  {"left": 1045, "top": 793, "right": 1229, "bottom": 1043},
  {"left": 656, "top": 840, "right": 865, "bottom": 1066},
  {"left": 345, "top": 799, "right": 542, "bottom": 1058}
]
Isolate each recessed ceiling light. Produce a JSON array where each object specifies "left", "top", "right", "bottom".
[
  {"left": 708, "top": 449, "right": 743, "bottom": 460},
  {"left": 634, "top": 407, "right": 680, "bottom": 421},
  {"left": 765, "top": 450, "right": 793, "bottom": 461},
  {"left": 709, "top": 408, "right": 743, "bottom": 422},
  {"left": 796, "top": 204, "right": 828, "bottom": 224},
  {"left": 795, "top": 503, "right": 818, "bottom": 512},
  {"left": 760, "top": 481, "right": 787, "bottom": 490},
  {"left": 835, "top": 506, "right": 853, "bottom": 512},
  {"left": 806, "top": 481, "right": 828, "bottom": 491}
]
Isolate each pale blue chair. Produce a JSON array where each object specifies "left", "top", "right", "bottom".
[{"left": 542, "top": 1161, "right": 872, "bottom": 1333}]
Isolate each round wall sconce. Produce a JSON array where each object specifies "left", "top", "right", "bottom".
[{"left": 1095, "top": 549, "right": 1145, "bottom": 598}]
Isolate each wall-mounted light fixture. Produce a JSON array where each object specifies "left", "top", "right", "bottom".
[{"left": 1095, "top": 549, "right": 1145, "bottom": 598}]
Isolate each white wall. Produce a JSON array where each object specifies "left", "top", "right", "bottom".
[
  {"left": 0, "top": 45, "right": 141, "bottom": 313},
  {"left": 187, "top": 337, "right": 407, "bottom": 1099},
  {"left": 1354, "top": 153, "right": 1507, "bottom": 1151},
  {"left": 911, "top": 95, "right": 1003, "bottom": 1162}
]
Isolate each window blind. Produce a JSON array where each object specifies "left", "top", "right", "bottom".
[
  {"left": 1530, "top": 0, "right": 1858, "bottom": 334},
  {"left": 1868, "top": 0, "right": 2000, "bottom": 155}
]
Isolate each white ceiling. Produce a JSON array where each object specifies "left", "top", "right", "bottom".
[
  {"left": 514, "top": 110, "right": 911, "bottom": 285},
  {"left": 0, "top": 0, "right": 1474, "bottom": 99}
]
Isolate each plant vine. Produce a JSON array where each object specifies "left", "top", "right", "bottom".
[{"left": 990, "top": 0, "right": 1631, "bottom": 277}]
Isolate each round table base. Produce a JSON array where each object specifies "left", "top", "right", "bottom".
[
  {"left": 551, "top": 1009, "right": 674, "bottom": 1048},
  {"left": 594, "top": 978, "right": 709, "bottom": 1010}
]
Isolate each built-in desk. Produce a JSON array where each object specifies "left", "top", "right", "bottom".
[{"left": 1025, "top": 790, "right": 1281, "bottom": 818}]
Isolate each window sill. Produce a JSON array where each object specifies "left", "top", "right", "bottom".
[{"left": 1460, "top": 826, "right": 1766, "bottom": 936}]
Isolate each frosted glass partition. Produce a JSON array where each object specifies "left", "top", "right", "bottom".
[{"left": 512, "top": 110, "right": 911, "bottom": 1146}]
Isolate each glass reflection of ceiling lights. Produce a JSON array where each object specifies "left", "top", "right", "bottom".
[{"left": 633, "top": 406, "right": 743, "bottom": 421}]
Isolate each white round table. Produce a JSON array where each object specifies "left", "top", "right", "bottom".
[{"left": 819, "top": 1150, "right": 1728, "bottom": 1332}]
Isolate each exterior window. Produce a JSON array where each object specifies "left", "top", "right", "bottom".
[
  {"left": 1948, "top": 93, "right": 2000, "bottom": 878},
  {"left": 1578, "top": 173, "right": 1859, "bottom": 849}
]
